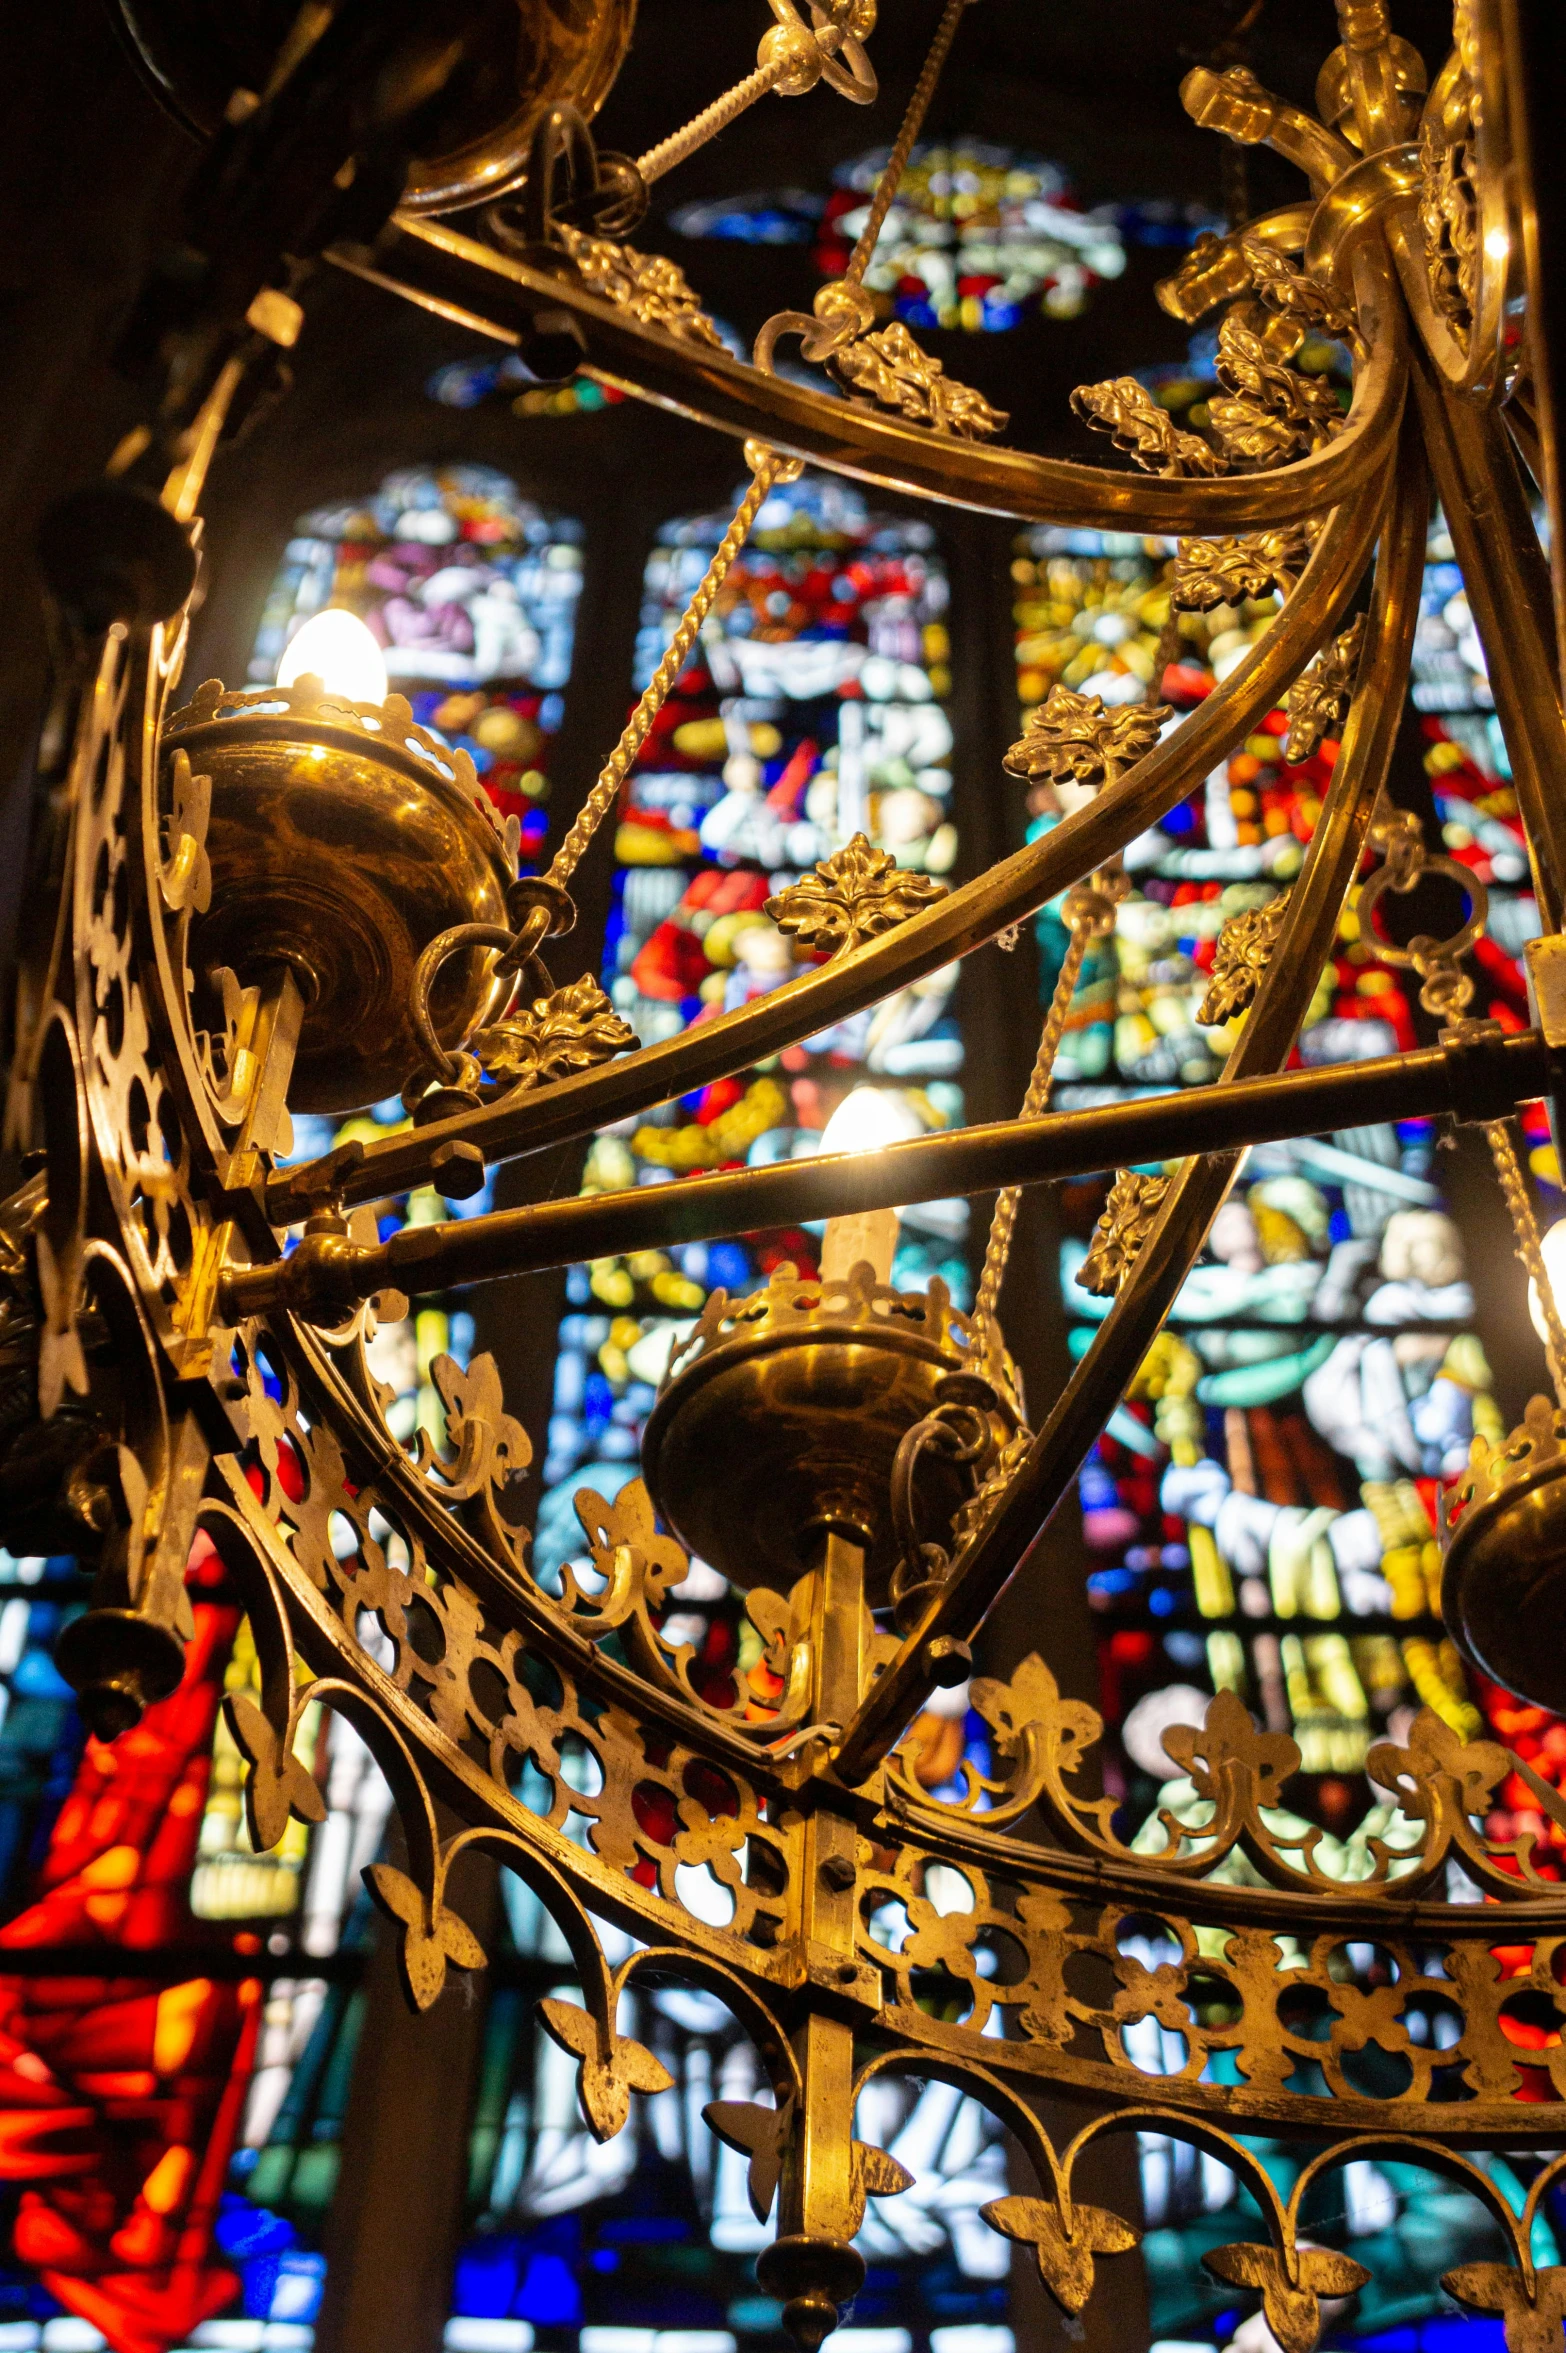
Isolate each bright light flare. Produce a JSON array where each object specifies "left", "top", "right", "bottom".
[{"left": 277, "top": 609, "right": 389, "bottom": 706}]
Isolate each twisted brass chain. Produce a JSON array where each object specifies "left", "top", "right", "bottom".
[
  {"left": 974, "top": 872, "right": 1125, "bottom": 1335},
  {"left": 1359, "top": 799, "right": 1566, "bottom": 1405},
  {"left": 843, "top": 0, "right": 968, "bottom": 285},
  {"left": 1484, "top": 1116, "right": 1566, "bottom": 1405},
  {"left": 547, "top": 444, "right": 801, "bottom": 890},
  {"left": 637, "top": 61, "right": 785, "bottom": 185}
]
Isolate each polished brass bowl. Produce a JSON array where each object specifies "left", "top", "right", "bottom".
[
  {"left": 640, "top": 1264, "right": 1021, "bottom": 1605},
  {"left": 113, "top": 0, "right": 637, "bottom": 216},
  {"left": 1443, "top": 1395, "right": 1566, "bottom": 1712},
  {"left": 164, "top": 679, "right": 514, "bottom": 1113}
]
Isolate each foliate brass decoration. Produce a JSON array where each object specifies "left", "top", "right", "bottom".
[
  {"left": 1069, "top": 374, "right": 1227, "bottom": 476},
  {"left": 1197, "top": 890, "right": 1292, "bottom": 1025},
  {"left": 1418, "top": 110, "right": 1480, "bottom": 336},
  {"left": 765, "top": 833, "right": 949, "bottom": 956},
  {"left": 1077, "top": 1169, "right": 1172, "bottom": 1296},
  {"left": 557, "top": 224, "right": 727, "bottom": 348},
  {"left": 1202, "top": 2243, "right": 1371, "bottom": 2353},
  {"left": 1239, "top": 237, "right": 1361, "bottom": 348},
  {"left": 472, "top": 975, "right": 637, "bottom": 1091},
  {"left": 33, "top": 3, "right": 1566, "bottom": 2348},
  {"left": 980, "top": 2192, "right": 1140, "bottom": 2316},
  {"left": 1002, "top": 686, "right": 1171, "bottom": 789},
  {"left": 1172, "top": 524, "right": 1316, "bottom": 610},
  {"left": 757, "top": 283, "right": 1006, "bottom": 443},
  {"left": 1450, "top": 1391, "right": 1566, "bottom": 1538},
  {"left": 752, "top": 0, "right": 1003, "bottom": 446},
  {"left": 1208, "top": 312, "right": 1346, "bottom": 469},
  {"left": 1282, "top": 611, "right": 1366, "bottom": 758},
  {"left": 827, "top": 320, "right": 1008, "bottom": 440}
]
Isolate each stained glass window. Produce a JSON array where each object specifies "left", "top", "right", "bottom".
[
  {"left": 0, "top": 465, "right": 582, "bottom": 2353},
  {"left": 443, "top": 471, "right": 1010, "bottom": 2353},
  {"left": 248, "top": 465, "right": 585, "bottom": 871},
  {"left": 192, "top": 459, "right": 580, "bottom": 2339},
  {"left": 671, "top": 142, "right": 1131, "bottom": 332},
  {"left": 1008, "top": 509, "right": 1551, "bottom": 2343}
]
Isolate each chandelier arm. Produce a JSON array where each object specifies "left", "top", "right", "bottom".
[
  {"left": 833, "top": 1992, "right": 1566, "bottom": 2143},
  {"left": 223, "top": 1027, "right": 1548, "bottom": 1321},
  {"left": 884, "top": 1797, "right": 1566, "bottom": 1936},
  {"left": 832, "top": 411, "right": 1428, "bottom": 1791},
  {"left": 331, "top": 224, "right": 1404, "bottom": 528},
  {"left": 1412, "top": 350, "right": 1566, "bottom": 936},
  {"left": 264, "top": 486, "right": 1388, "bottom": 1224}
]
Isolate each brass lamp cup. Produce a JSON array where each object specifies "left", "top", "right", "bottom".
[
  {"left": 111, "top": 0, "right": 638, "bottom": 218},
  {"left": 1443, "top": 1393, "right": 1566, "bottom": 1712},
  {"left": 163, "top": 677, "right": 516, "bottom": 1114},
  {"left": 639, "top": 1261, "right": 1022, "bottom": 1606}
]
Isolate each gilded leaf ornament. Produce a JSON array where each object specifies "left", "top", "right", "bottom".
[
  {"left": 1173, "top": 525, "right": 1316, "bottom": 610},
  {"left": 1419, "top": 122, "right": 1480, "bottom": 335},
  {"left": 559, "top": 226, "right": 727, "bottom": 348},
  {"left": 845, "top": 2138, "right": 916, "bottom": 2236},
  {"left": 980, "top": 2196, "right": 1140, "bottom": 2316},
  {"left": 1002, "top": 687, "right": 1171, "bottom": 790},
  {"left": 1282, "top": 613, "right": 1366, "bottom": 759},
  {"left": 160, "top": 749, "right": 212, "bottom": 914},
  {"left": 1239, "top": 238, "right": 1361, "bottom": 347},
  {"left": 705, "top": 2096, "right": 796, "bottom": 2221},
  {"left": 765, "top": 833, "right": 948, "bottom": 956},
  {"left": 366, "top": 1861, "right": 488, "bottom": 2013},
  {"left": 1209, "top": 314, "right": 1345, "bottom": 468},
  {"left": 472, "top": 975, "right": 637, "bottom": 1090},
  {"left": 1202, "top": 2242, "right": 1371, "bottom": 2353},
  {"left": 1077, "top": 1169, "right": 1171, "bottom": 1296},
  {"left": 828, "top": 321, "right": 1008, "bottom": 440},
  {"left": 1070, "top": 374, "right": 1226, "bottom": 476},
  {"left": 224, "top": 1690, "right": 326, "bottom": 1853},
  {"left": 1443, "top": 2264, "right": 1566, "bottom": 2353},
  {"left": 539, "top": 1995, "right": 675, "bottom": 2141},
  {"left": 1197, "top": 890, "right": 1291, "bottom": 1025}
]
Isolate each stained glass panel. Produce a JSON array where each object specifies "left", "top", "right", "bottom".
[
  {"left": 1008, "top": 505, "right": 1549, "bottom": 2342},
  {"left": 445, "top": 471, "right": 1011, "bottom": 2352}
]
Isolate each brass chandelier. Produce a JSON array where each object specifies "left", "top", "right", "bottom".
[{"left": 13, "top": 0, "right": 1566, "bottom": 2346}]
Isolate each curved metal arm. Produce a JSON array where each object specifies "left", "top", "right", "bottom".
[
  {"left": 832, "top": 400, "right": 1430, "bottom": 1786},
  {"left": 328, "top": 224, "right": 1405, "bottom": 530},
  {"left": 264, "top": 466, "right": 1394, "bottom": 1223}
]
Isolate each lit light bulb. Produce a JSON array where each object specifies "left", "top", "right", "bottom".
[
  {"left": 276, "top": 609, "right": 389, "bottom": 706},
  {"left": 1528, "top": 1218, "right": 1566, "bottom": 1345},
  {"left": 818, "top": 1086, "right": 925, "bottom": 1285},
  {"left": 818, "top": 1085, "right": 925, "bottom": 1158}
]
